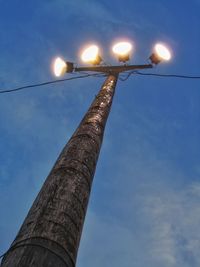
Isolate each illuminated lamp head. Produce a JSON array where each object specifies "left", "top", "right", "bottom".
[
  {"left": 53, "top": 57, "right": 74, "bottom": 76},
  {"left": 112, "top": 41, "right": 133, "bottom": 62},
  {"left": 150, "top": 43, "right": 171, "bottom": 64},
  {"left": 81, "top": 45, "right": 102, "bottom": 65}
]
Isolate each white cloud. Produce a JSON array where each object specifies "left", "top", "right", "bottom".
[
  {"left": 78, "top": 178, "right": 200, "bottom": 267},
  {"left": 139, "top": 182, "right": 200, "bottom": 267}
]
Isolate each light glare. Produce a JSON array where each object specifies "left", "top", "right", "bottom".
[
  {"left": 54, "top": 57, "right": 67, "bottom": 77},
  {"left": 112, "top": 42, "right": 132, "bottom": 56},
  {"left": 81, "top": 45, "right": 99, "bottom": 63},
  {"left": 155, "top": 43, "right": 171, "bottom": 61}
]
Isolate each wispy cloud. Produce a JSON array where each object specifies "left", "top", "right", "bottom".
[
  {"left": 78, "top": 173, "right": 200, "bottom": 267},
  {"left": 141, "top": 182, "right": 200, "bottom": 266}
]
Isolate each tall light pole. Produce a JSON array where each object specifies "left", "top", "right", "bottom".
[{"left": 1, "top": 41, "right": 171, "bottom": 267}]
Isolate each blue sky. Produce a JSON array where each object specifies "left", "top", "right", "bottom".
[{"left": 1, "top": 0, "right": 200, "bottom": 266}]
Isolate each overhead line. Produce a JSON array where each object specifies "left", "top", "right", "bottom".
[
  {"left": 0, "top": 73, "right": 106, "bottom": 94},
  {"left": 135, "top": 71, "right": 200, "bottom": 79},
  {"left": 0, "top": 71, "right": 200, "bottom": 95}
]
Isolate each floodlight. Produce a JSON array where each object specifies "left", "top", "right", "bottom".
[
  {"left": 81, "top": 45, "right": 102, "bottom": 65},
  {"left": 112, "top": 42, "right": 133, "bottom": 62},
  {"left": 150, "top": 43, "right": 171, "bottom": 64},
  {"left": 54, "top": 57, "right": 67, "bottom": 77},
  {"left": 53, "top": 57, "right": 74, "bottom": 76}
]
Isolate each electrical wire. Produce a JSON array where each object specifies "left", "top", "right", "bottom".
[
  {"left": 0, "top": 70, "right": 200, "bottom": 95},
  {"left": 119, "top": 70, "right": 200, "bottom": 81},
  {"left": 136, "top": 71, "right": 200, "bottom": 79},
  {"left": 0, "top": 73, "right": 106, "bottom": 95},
  {"left": 119, "top": 71, "right": 137, "bottom": 81},
  {"left": 76, "top": 71, "right": 107, "bottom": 78}
]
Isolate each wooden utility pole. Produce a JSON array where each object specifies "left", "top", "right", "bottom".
[{"left": 1, "top": 74, "right": 118, "bottom": 267}]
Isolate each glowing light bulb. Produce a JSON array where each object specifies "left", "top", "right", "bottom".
[
  {"left": 81, "top": 45, "right": 101, "bottom": 64},
  {"left": 112, "top": 41, "right": 133, "bottom": 62},
  {"left": 112, "top": 42, "right": 132, "bottom": 56},
  {"left": 154, "top": 43, "right": 171, "bottom": 61},
  {"left": 53, "top": 57, "right": 67, "bottom": 77}
]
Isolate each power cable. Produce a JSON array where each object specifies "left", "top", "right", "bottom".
[
  {"left": 136, "top": 71, "right": 200, "bottom": 79},
  {"left": 119, "top": 71, "right": 137, "bottom": 81},
  {"left": 0, "top": 71, "right": 200, "bottom": 95},
  {"left": 0, "top": 73, "right": 106, "bottom": 95},
  {"left": 119, "top": 70, "right": 200, "bottom": 81}
]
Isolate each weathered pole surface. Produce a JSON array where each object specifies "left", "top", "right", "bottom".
[{"left": 1, "top": 74, "right": 118, "bottom": 267}]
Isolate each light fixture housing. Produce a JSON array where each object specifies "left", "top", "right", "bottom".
[
  {"left": 112, "top": 41, "right": 133, "bottom": 62},
  {"left": 150, "top": 43, "right": 171, "bottom": 64},
  {"left": 81, "top": 45, "right": 102, "bottom": 65},
  {"left": 53, "top": 57, "right": 74, "bottom": 76}
]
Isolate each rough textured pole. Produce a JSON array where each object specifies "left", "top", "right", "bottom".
[{"left": 1, "top": 74, "right": 118, "bottom": 267}]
